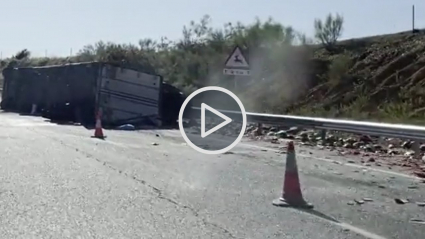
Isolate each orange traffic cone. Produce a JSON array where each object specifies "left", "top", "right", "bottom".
[
  {"left": 272, "top": 141, "right": 313, "bottom": 208},
  {"left": 92, "top": 110, "right": 106, "bottom": 139}
]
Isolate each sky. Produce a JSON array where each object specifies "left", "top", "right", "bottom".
[{"left": 0, "top": 0, "right": 424, "bottom": 58}]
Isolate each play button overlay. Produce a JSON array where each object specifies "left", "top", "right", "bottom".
[
  {"left": 179, "top": 86, "right": 247, "bottom": 155},
  {"left": 201, "top": 103, "right": 232, "bottom": 138}
]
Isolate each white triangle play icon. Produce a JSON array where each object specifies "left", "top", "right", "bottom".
[{"left": 201, "top": 103, "right": 232, "bottom": 138}]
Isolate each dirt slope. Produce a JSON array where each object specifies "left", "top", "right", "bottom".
[{"left": 288, "top": 29, "right": 425, "bottom": 124}]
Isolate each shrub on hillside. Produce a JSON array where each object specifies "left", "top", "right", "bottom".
[
  {"left": 314, "top": 13, "right": 344, "bottom": 51},
  {"left": 327, "top": 54, "right": 352, "bottom": 86}
]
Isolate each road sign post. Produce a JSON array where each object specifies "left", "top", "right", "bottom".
[{"left": 223, "top": 46, "right": 250, "bottom": 91}]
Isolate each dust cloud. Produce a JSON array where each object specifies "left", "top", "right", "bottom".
[{"left": 203, "top": 43, "right": 313, "bottom": 113}]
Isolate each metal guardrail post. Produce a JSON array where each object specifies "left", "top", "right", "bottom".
[
  {"left": 255, "top": 123, "right": 262, "bottom": 136},
  {"left": 378, "top": 137, "right": 385, "bottom": 145},
  {"left": 320, "top": 129, "right": 327, "bottom": 141},
  {"left": 412, "top": 141, "right": 421, "bottom": 159}
]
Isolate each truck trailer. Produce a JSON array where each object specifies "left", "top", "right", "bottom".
[{"left": 1, "top": 62, "right": 164, "bottom": 127}]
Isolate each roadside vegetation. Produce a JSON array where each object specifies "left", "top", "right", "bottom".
[{"left": 2, "top": 13, "right": 425, "bottom": 124}]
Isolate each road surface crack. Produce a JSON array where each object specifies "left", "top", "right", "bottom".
[
  {"left": 41, "top": 133, "right": 238, "bottom": 239},
  {"left": 90, "top": 153, "right": 238, "bottom": 238}
]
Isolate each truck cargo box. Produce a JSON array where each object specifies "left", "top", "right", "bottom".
[{"left": 1, "top": 62, "right": 163, "bottom": 126}]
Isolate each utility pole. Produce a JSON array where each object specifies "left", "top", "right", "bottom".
[{"left": 412, "top": 5, "right": 415, "bottom": 32}]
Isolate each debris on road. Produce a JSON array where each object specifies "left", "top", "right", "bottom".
[
  {"left": 117, "top": 124, "right": 135, "bottom": 130},
  {"left": 394, "top": 198, "right": 409, "bottom": 204},
  {"left": 245, "top": 124, "right": 425, "bottom": 178},
  {"left": 414, "top": 171, "right": 425, "bottom": 178},
  {"left": 410, "top": 219, "right": 425, "bottom": 224},
  {"left": 151, "top": 142, "right": 159, "bottom": 146},
  {"left": 270, "top": 138, "right": 279, "bottom": 144},
  {"left": 354, "top": 199, "right": 365, "bottom": 205},
  {"left": 408, "top": 185, "right": 419, "bottom": 189}
]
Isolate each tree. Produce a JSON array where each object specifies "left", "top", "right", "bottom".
[
  {"left": 14, "top": 49, "right": 31, "bottom": 60},
  {"left": 314, "top": 13, "right": 344, "bottom": 50}
]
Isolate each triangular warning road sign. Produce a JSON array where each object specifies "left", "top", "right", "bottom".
[{"left": 224, "top": 46, "right": 249, "bottom": 68}]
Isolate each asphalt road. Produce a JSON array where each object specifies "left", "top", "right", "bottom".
[{"left": 0, "top": 112, "right": 424, "bottom": 238}]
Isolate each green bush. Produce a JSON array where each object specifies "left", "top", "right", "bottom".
[{"left": 327, "top": 55, "right": 352, "bottom": 86}]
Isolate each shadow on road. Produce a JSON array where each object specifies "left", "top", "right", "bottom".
[
  {"left": 43, "top": 119, "right": 95, "bottom": 129},
  {"left": 0, "top": 109, "right": 181, "bottom": 131},
  {"left": 44, "top": 118, "right": 180, "bottom": 131},
  {"left": 294, "top": 208, "right": 340, "bottom": 224}
]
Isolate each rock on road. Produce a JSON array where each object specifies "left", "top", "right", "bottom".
[{"left": 0, "top": 113, "right": 424, "bottom": 239}]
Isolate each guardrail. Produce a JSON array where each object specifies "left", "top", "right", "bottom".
[{"left": 191, "top": 107, "right": 425, "bottom": 157}]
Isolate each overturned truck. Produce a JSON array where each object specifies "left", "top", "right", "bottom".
[{"left": 1, "top": 62, "right": 188, "bottom": 127}]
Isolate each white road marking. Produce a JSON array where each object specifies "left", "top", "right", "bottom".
[
  {"left": 237, "top": 142, "right": 422, "bottom": 181},
  {"left": 336, "top": 222, "right": 388, "bottom": 239},
  {"left": 296, "top": 209, "right": 388, "bottom": 239}
]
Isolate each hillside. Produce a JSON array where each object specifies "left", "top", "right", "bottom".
[
  {"left": 1, "top": 15, "right": 425, "bottom": 124},
  {"left": 286, "top": 30, "right": 425, "bottom": 124}
]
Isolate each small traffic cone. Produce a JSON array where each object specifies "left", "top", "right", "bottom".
[
  {"left": 272, "top": 141, "right": 313, "bottom": 209},
  {"left": 92, "top": 110, "right": 106, "bottom": 139}
]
